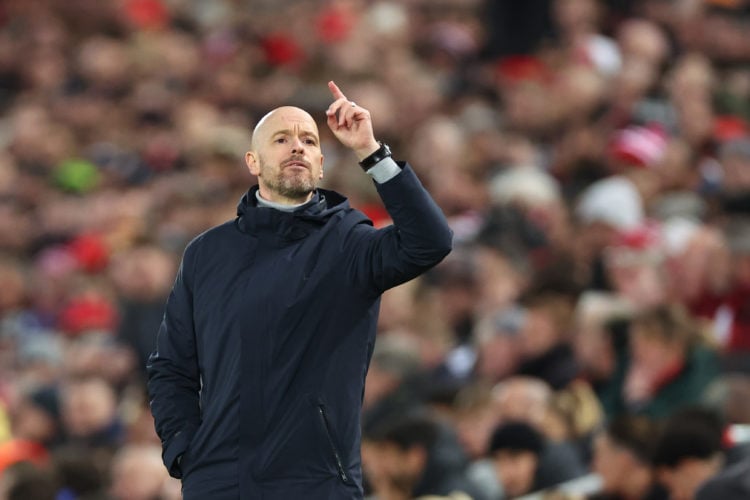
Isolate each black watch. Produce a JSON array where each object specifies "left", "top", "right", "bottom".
[{"left": 359, "top": 142, "right": 392, "bottom": 171}]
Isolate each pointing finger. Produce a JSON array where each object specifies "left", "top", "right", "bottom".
[{"left": 328, "top": 80, "right": 346, "bottom": 101}]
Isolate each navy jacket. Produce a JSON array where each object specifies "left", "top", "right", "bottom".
[{"left": 147, "top": 164, "right": 452, "bottom": 500}]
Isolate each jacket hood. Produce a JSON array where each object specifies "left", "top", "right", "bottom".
[
  {"left": 237, "top": 185, "right": 351, "bottom": 217},
  {"left": 235, "top": 186, "right": 366, "bottom": 239}
]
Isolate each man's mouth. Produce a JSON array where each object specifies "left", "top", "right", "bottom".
[{"left": 283, "top": 159, "right": 310, "bottom": 170}]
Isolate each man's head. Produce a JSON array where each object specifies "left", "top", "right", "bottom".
[
  {"left": 61, "top": 376, "right": 118, "bottom": 439},
  {"left": 593, "top": 415, "right": 658, "bottom": 495},
  {"left": 13, "top": 386, "right": 61, "bottom": 446},
  {"left": 364, "top": 416, "right": 440, "bottom": 497},
  {"left": 573, "top": 292, "right": 632, "bottom": 381},
  {"left": 473, "top": 306, "right": 524, "bottom": 383},
  {"left": 652, "top": 406, "right": 725, "bottom": 500},
  {"left": 245, "top": 106, "right": 324, "bottom": 204},
  {"left": 110, "top": 444, "right": 172, "bottom": 500},
  {"left": 488, "top": 421, "right": 544, "bottom": 497},
  {"left": 492, "top": 376, "right": 552, "bottom": 429},
  {"left": 629, "top": 304, "right": 697, "bottom": 370},
  {"left": 363, "top": 334, "right": 420, "bottom": 410}
]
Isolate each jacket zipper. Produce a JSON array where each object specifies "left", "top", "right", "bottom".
[{"left": 318, "top": 404, "right": 350, "bottom": 483}]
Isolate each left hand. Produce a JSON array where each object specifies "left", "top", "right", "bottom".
[{"left": 326, "top": 81, "right": 380, "bottom": 160}]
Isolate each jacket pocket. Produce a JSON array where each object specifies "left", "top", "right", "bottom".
[{"left": 317, "top": 404, "right": 351, "bottom": 484}]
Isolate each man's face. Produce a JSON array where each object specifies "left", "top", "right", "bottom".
[
  {"left": 364, "top": 441, "right": 424, "bottom": 497},
  {"left": 246, "top": 106, "right": 324, "bottom": 203},
  {"left": 658, "top": 458, "right": 721, "bottom": 500},
  {"left": 630, "top": 326, "right": 678, "bottom": 370},
  {"left": 494, "top": 449, "right": 538, "bottom": 497},
  {"left": 592, "top": 433, "right": 629, "bottom": 492},
  {"left": 455, "top": 407, "right": 500, "bottom": 459}
]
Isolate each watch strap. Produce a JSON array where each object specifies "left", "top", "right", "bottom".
[{"left": 359, "top": 142, "right": 391, "bottom": 171}]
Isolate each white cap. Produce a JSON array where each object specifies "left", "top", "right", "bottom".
[
  {"left": 576, "top": 175, "right": 644, "bottom": 230},
  {"left": 489, "top": 166, "right": 561, "bottom": 208}
]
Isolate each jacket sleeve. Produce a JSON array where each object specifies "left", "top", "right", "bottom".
[
  {"left": 347, "top": 162, "right": 453, "bottom": 294},
  {"left": 146, "top": 244, "right": 202, "bottom": 479}
]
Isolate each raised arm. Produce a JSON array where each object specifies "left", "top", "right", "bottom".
[{"left": 326, "top": 81, "right": 453, "bottom": 293}]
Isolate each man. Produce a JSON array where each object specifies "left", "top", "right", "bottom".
[
  {"left": 487, "top": 420, "right": 586, "bottom": 498},
  {"left": 622, "top": 305, "right": 718, "bottom": 418},
  {"left": 363, "top": 414, "right": 484, "bottom": 500},
  {"left": 589, "top": 415, "right": 667, "bottom": 500},
  {"left": 146, "top": 81, "right": 453, "bottom": 499},
  {"left": 652, "top": 406, "right": 725, "bottom": 500}
]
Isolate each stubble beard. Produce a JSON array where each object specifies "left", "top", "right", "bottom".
[{"left": 261, "top": 156, "right": 316, "bottom": 200}]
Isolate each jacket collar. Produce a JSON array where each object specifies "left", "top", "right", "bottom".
[{"left": 235, "top": 185, "right": 350, "bottom": 239}]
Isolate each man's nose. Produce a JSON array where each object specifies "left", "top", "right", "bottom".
[{"left": 290, "top": 137, "right": 305, "bottom": 154}]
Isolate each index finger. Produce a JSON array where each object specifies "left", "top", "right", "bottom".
[{"left": 328, "top": 80, "right": 346, "bottom": 101}]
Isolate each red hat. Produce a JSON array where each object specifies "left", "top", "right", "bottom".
[
  {"left": 261, "top": 33, "right": 305, "bottom": 67},
  {"left": 609, "top": 124, "right": 668, "bottom": 168},
  {"left": 611, "top": 222, "right": 662, "bottom": 251},
  {"left": 68, "top": 234, "right": 109, "bottom": 274},
  {"left": 316, "top": 5, "right": 355, "bottom": 43},
  {"left": 123, "top": 0, "right": 169, "bottom": 30},
  {"left": 606, "top": 222, "right": 664, "bottom": 267},
  {"left": 714, "top": 115, "right": 748, "bottom": 143},
  {"left": 58, "top": 294, "right": 118, "bottom": 336},
  {"left": 496, "top": 55, "right": 551, "bottom": 85}
]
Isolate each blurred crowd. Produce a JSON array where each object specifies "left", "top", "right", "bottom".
[{"left": 1, "top": 0, "right": 750, "bottom": 499}]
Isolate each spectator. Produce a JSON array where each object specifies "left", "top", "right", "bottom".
[
  {"left": 588, "top": 415, "right": 667, "bottom": 500},
  {"left": 572, "top": 292, "right": 632, "bottom": 417},
  {"left": 488, "top": 420, "right": 586, "bottom": 498},
  {"left": 690, "top": 219, "right": 750, "bottom": 358},
  {"left": 364, "top": 414, "right": 482, "bottom": 500},
  {"left": 11, "top": 385, "right": 63, "bottom": 450},
  {"left": 111, "top": 245, "right": 177, "bottom": 373},
  {"left": 473, "top": 306, "right": 525, "bottom": 384},
  {"left": 623, "top": 305, "right": 719, "bottom": 417},
  {"left": 362, "top": 334, "right": 425, "bottom": 435},
  {"left": 652, "top": 406, "right": 726, "bottom": 500},
  {"left": 493, "top": 377, "right": 555, "bottom": 433},
  {"left": 516, "top": 290, "right": 578, "bottom": 390},
  {"left": 110, "top": 444, "right": 180, "bottom": 500},
  {"left": 52, "top": 446, "right": 109, "bottom": 499},
  {"left": 453, "top": 382, "right": 503, "bottom": 461},
  {"left": 0, "top": 462, "right": 58, "bottom": 500},
  {"left": 60, "top": 376, "right": 124, "bottom": 454}
]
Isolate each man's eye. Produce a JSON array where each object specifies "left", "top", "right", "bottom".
[
  {"left": 305, "top": 138, "right": 317, "bottom": 145},
  {"left": 275, "top": 138, "right": 286, "bottom": 143}
]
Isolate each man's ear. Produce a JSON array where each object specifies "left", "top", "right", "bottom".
[
  {"left": 319, "top": 154, "right": 325, "bottom": 180},
  {"left": 245, "top": 151, "right": 259, "bottom": 176}
]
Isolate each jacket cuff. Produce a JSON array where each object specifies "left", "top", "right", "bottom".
[{"left": 366, "top": 157, "right": 402, "bottom": 184}]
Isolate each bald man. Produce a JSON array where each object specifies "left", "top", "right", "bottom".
[{"left": 147, "top": 82, "right": 452, "bottom": 500}]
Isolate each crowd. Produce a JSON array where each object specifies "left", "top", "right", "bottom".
[{"left": 1, "top": 0, "right": 750, "bottom": 498}]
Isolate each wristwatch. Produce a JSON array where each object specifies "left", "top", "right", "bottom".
[{"left": 359, "top": 142, "right": 391, "bottom": 171}]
